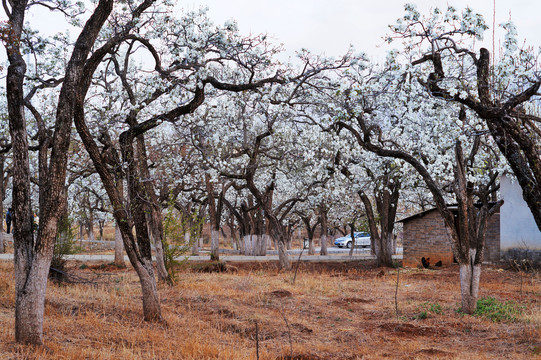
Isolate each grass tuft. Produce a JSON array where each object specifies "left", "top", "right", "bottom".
[{"left": 474, "top": 297, "right": 523, "bottom": 322}]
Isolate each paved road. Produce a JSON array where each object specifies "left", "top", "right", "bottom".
[
  {"left": 0, "top": 251, "right": 402, "bottom": 262},
  {"left": 0, "top": 233, "right": 402, "bottom": 262}
]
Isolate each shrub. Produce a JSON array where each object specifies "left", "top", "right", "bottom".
[
  {"left": 50, "top": 215, "right": 78, "bottom": 280},
  {"left": 162, "top": 197, "right": 204, "bottom": 283}
]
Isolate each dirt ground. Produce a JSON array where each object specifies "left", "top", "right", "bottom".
[{"left": 0, "top": 260, "right": 539, "bottom": 359}]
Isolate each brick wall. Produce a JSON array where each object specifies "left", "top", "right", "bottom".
[
  {"left": 485, "top": 212, "right": 500, "bottom": 262},
  {"left": 402, "top": 210, "right": 454, "bottom": 267},
  {"left": 402, "top": 209, "right": 501, "bottom": 267}
]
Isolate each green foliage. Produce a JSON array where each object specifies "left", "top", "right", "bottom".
[
  {"left": 414, "top": 302, "right": 443, "bottom": 320},
  {"left": 50, "top": 215, "right": 78, "bottom": 279},
  {"left": 473, "top": 297, "right": 523, "bottom": 322},
  {"left": 416, "top": 311, "right": 428, "bottom": 319},
  {"left": 162, "top": 195, "right": 205, "bottom": 283},
  {"left": 426, "top": 302, "right": 443, "bottom": 314}
]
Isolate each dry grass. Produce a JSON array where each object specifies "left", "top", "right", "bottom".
[{"left": 0, "top": 260, "right": 539, "bottom": 359}]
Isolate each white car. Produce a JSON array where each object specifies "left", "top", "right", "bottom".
[{"left": 334, "top": 232, "right": 371, "bottom": 249}]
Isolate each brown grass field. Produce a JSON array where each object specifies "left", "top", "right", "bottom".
[{"left": 0, "top": 260, "right": 539, "bottom": 359}]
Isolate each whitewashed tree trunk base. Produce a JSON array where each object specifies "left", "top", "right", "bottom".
[{"left": 459, "top": 260, "right": 481, "bottom": 314}]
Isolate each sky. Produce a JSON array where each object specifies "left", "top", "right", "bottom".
[
  {"left": 10, "top": 0, "right": 541, "bottom": 66},
  {"left": 184, "top": 0, "right": 541, "bottom": 62}
]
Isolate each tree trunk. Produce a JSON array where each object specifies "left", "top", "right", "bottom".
[
  {"left": 133, "top": 261, "right": 162, "bottom": 321},
  {"left": 301, "top": 216, "right": 317, "bottom": 256},
  {"left": 319, "top": 207, "right": 328, "bottom": 255},
  {"left": 230, "top": 224, "right": 238, "bottom": 250},
  {"left": 148, "top": 211, "right": 168, "bottom": 282},
  {"left": 459, "top": 260, "right": 482, "bottom": 314},
  {"left": 258, "top": 234, "right": 268, "bottom": 256},
  {"left": 6, "top": 0, "right": 116, "bottom": 345},
  {"left": 277, "top": 236, "right": 291, "bottom": 270},
  {"left": 135, "top": 133, "right": 168, "bottom": 283},
  {"left": 98, "top": 220, "right": 104, "bottom": 240},
  {"left": 238, "top": 233, "right": 245, "bottom": 254},
  {"left": 87, "top": 218, "right": 95, "bottom": 241},
  {"left": 76, "top": 103, "right": 164, "bottom": 324},
  {"left": 286, "top": 233, "right": 292, "bottom": 250},
  {"left": 243, "top": 235, "right": 255, "bottom": 256},
  {"left": 376, "top": 232, "right": 395, "bottom": 268},
  {"left": 121, "top": 135, "right": 163, "bottom": 319},
  {"left": 79, "top": 222, "right": 85, "bottom": 242},
  {"left": 359, "top": 170, "right": 400, "bottom": 268},
  {"left": 210, "top": 229, "right": 220, "bottom": 261},
  {"left": 14, "top": 253, "right": 51, "bottom": 344},
  {"left": 320, "top": 234, "right": 328, "bottom": 256},
  {"left": 349, "top": 224, "right": 356, "bottom": 257},
  {"left": 70, "top": 0, "right": 161, "bottom": 326},
  {"left": 183, "top": 231, "right": 190, "bottom": 246},
  {"left": 189, "top": 232, "right": 199, "bottom": 255},
  {"left": 0, "top": 155, "right": 4, "bottom": 253},
  {"left": 114, "top": 224, "right": 125, "bottom": 266},
  {"left": 205, "top": 175, "right": 223, "bottom": 261},
  {"left": 307, "top": 237, "right": 314, "bottom": 255}
]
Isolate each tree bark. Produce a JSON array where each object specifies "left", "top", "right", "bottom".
[
  {"left": 87, "top": 209, "right": 95, "bottom": 242},
  {"left": 114, "top": 224, "right": 125, "bottom": 266},
  {"left": 319, "top": 207, "right": 328, "bottom": 256},
  {"left": 76, "top": 97, "right": 164, "bottom": 323},
  {"left": 136, "top": 134, "right": 168, "bottom": 282},
  {"left": 243, "top": 235, "right": 255, "bottom": 256},
  {"left": 120, "top": 134, "right": 163, "bottom": 319},
  {"left": 258, "top": 234, "right": 268, "bottom": 256},
  {"left": 210, "top": 229, "right": 220, "bottom": 261},
  {"left": 277, "top": 236, "right": 291, "bottom": 270},
  {"left": 459, "top": 260, "right": 482, "bottom": 314},
  {"left": 301, "top": 215, "right": 317, "bottom": 256},
  {"left": 133, "top": 260, "right": 162, "bottom": 321},
  {"left": 5, "top": 0, "right": 115, "bottom": 344},
  {"left": 189, "top": 232, "right": 199, "bottom": 255},
  {"left": 113, "top": 179, "right": 126, "bottom": 267},
  {"left": 205, "top": 175, "right": 224, "bottom": 261},
  {"left": 148, "top": 209, "right": 168, "bottom": 282},
  {"left": 358, "top": 164, "right": 400, "bottom": 268},
  {"left": 0, "top": 154, "right": 4, "bottom": 253},
  {"left": 14, "top": 253, "right": 50, "bottom": 344}
]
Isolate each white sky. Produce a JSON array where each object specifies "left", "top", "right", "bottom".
[
  {"left": 185, "top": 0, "right": 541, "bottom": 62},
  {"left": 7, "top": 0, "right": 540, "bottom": 65}
]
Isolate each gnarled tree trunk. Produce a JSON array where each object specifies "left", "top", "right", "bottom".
[
  {"left": 114, "top": 224, "right": 125, "bottom": 266},
  {"left": 5, "top": 0, "right": 115, "bottom": 344},
  {"left": 319, "top": 206, "right": 328, "bottom": 256},
  {"left": 277, "top": 235, "right": 291, "bottom": 270},
  {"left": 0, "top": 154, "right": 4, "bottom": 253}
]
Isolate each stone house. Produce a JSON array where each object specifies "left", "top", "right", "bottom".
[{"left": 398, "top": 207, "right": 500, "bottom": 268}]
